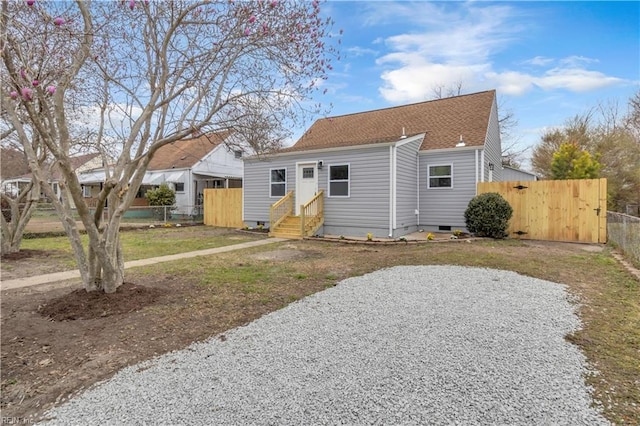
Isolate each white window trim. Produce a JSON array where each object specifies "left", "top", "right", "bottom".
[
  {"left": 269, "top": 167, "right": 287, "bottom": 198},
  {"left": 328, "top": 163, "right": 350, "bottom": 198},
  {"left": 174, "top": 182, "right": 185, "bottom": 193},
  {"left": 82, "top": 185, "right": 91, "bottom": 198},
  {"left": 427, "top": 163, "right": 453, "bottom": 189}
]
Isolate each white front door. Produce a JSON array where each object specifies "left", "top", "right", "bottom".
[{"left": 296, "top": 162, "right": 318, "bottom": 215}]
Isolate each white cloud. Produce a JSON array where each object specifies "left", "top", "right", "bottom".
[
  {"left": 485, "top": 71, "right": 535, "bottom": 96},
  {"left": 536, "top": 67, "right": 622, "bottom": 92},
  {"left": 523, "top": 56, "right": 554, "bottom": 66},
  {"left": 375, "top": 3, "right": 521, "bottom": 102},
  {"left": 373, "top": 2, "right": 628, "bottom": 103},
  {"left": 487, "top": 67, "right": 625, "bottom": 95},
  {"left": 346, "top": 46, "right": 378, "bottom": 57},
  {"left": 380, "top": 62, "right": 489, "bottom": 103},
  {"left": 559, "top": 55, "right": 599, "bottom": 67}
]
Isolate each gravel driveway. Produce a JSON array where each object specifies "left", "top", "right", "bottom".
[{"left": 40, "top": 266, "right": 609, "bottom": 425}]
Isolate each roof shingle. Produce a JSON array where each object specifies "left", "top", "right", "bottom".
[
  {"left": 147, "top": 132, "right": 229, "bottom": 170},
  {"left": 284, "top": 90, "right": 496, "bottom": 153}
]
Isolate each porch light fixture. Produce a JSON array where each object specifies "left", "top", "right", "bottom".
[
  {"left": 489, "top": 163, "right": 495, "bottom": 171},
  {"left": 318, "top": 160, "right": 323, "bottom": 169}
]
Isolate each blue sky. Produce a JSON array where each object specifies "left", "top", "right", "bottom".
[{"left": 310, "top": 1, "right": 639, "bottom": 170}]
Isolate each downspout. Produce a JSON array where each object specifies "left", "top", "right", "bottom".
[
  {"left": 480, "top": 150, "right": 485, "bottom": 182},
  {"left": 416, "top": 151, "right": 420, "bottom": 227},
  {"left": 392, "top": 146, "right": 397, "bottom": 232},
  {"left": 389, "top": 145, "right": 394, "bottom": 237},
  {"left": 475, "top": 149, "right": 479, "bottom": 194},
  {"left": 188, "top": 169, "right": 193, "bottom": 213}
]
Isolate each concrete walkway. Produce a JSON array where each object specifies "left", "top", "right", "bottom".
[{"left": 0, "top": 238, "right": 286, "bottom": 291}]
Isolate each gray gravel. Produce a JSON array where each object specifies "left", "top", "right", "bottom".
[{"left": 40, "top": 266, "right": 609, "bottom": 425}]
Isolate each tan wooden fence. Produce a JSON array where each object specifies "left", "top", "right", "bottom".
[
  {"left": 478, "top": 178, "right": 607, "bottom": 243},
  {"left": 203, "top": 188, "right": 244, "bottom": 228}
]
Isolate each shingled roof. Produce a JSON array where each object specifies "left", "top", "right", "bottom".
[
  {"left": 147, "top": 131, "right": 230, "bottom": 170},
  {"left": 0, "top": 148, "right": 30, "bottom": 180},
  {"left": 284, "top": 90, "right": 496, "bottom": 153}
]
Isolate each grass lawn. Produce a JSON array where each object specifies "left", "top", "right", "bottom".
[{"left": 14, "top": 226, "right": 265, "bottom": 271}]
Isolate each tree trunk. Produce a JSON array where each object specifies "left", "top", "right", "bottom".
[
  {"left": 0, "top": 193, "right": 37, "bottom": 256},
  {"left": 86, "top": 238, "right": 124, "bottom": 293}
]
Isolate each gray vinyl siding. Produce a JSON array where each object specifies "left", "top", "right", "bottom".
[
  {"left": 484, "top": 98, "right": 503, "bottom": 182},
  {"left": 394, "top": 139, "right": 421, "bottom": 234},
  {"left": 244, "top": 146, "right": 391, "bottom": 237},
  {"left": 502, "top": 166, "right": 537, "bottom": 181},
  {"left": 419, "top": 150, "right": 477, "bottom": 231},
  {"left": 323, "top": 146, "right": 390, "bottom": 237},
  {"left": 243, "top": 157, "right": 290, "bottom": 223}
]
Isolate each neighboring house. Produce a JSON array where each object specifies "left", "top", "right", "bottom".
[
  {"left": 1, "top": 147, "right": 32, "bottom": 196},
  {"left": 1, "top": 150, "right": 102, "bottom": 204},
  {"left": 243, "top": 90, "right": 505, "bottom": 239},
  {"left": 79, "top": 132, "right": 243, "bottom": 215},
  {"left": 502, "top": 165, "right": 538, "bottom": 181}
]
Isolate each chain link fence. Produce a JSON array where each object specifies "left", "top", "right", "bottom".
[
  {"left": 4, "top": 205, "right": 204, "bottom": 234},
  {"left": 607, "top": 211, "right": 640, "bottom": 267}
]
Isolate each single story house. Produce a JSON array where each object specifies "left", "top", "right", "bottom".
[
  {"left": 243, "top": 90, "right": 507, "bottom": 239},
  {"left": 1, "top": 151, "right": 102, "bottom": 205},
  {"left": 79, "top": 132, "right": 243, "bottom": 216}
]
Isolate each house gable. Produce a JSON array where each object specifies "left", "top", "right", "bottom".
[{"left": 147, "top": 132, "right": 230, "bottom": 171}]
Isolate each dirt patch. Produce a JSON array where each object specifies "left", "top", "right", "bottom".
[
  {"left": 1, "top": 249, "right": 74, "bottom": 280},
  {"left": 39, "top": 283, "right": 165, "bottom": 321}
]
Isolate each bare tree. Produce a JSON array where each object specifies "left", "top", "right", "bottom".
[
  {"left": 625, "top": 89, "right": 640, "bottom": 140},
  {"left": 530, "top": 101, "right": 640, "bottom": 211},
  {"left": 430, "top": 80, "right": 464, "bottom": 100},
  {"left": 531, "top": 113, "right": 594, "bottom": 178},
  {"left": 3, "top": 0, "right": 338, "bottom": 293},
  {"left": 1, "top": 94, "right": 51, "bottom": 255}
]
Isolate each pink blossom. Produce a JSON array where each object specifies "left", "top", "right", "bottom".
[
  {"left": 262, "top": 23, "right": 268, "bottom": 33},
  {"left": 47, "top": 85, "right": 56, "bottom": 95},
  {"left": 21, "top": 87, "right": 33, "bottom": 101},
  {"left": 244, "top": 28, "right": 250, "bottom": 36},
  {"left": 248, "top": 15, "right": 256, "bottom": 24},
  {"left": 10, "top": 91, "right": 18, "bottom": 100},
  {"left": 26, "top": 0, "right": 35, "bottom": 6},
  {"left": 20, "top": 69, "right": 27, "bottom": 79},
  {"left": 53, "top": 16, "right": 64, "bottom": 26},
  {"left": 269, "top": 1, "right": 277, "bottom": 7},
  {"left": 32, "top": 79, "right": 39, "bottom": 87},
  {"left": 129, "top": 0, "right": 135, "bottom": 10}
]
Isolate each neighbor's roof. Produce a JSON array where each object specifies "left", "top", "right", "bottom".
[
  {"left": 0, "top": 147, "right": 30, "bottom": 179},
  {"left": 50, "top": 152, "right": 101, "bottom": 180},
  {"left": 284, "top": 90, "right": 496, "bottom": 153},
  {"left": 147, "top": 131, "right": 230, "bottom": 171}
]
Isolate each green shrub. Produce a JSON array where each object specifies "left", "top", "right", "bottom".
[
  {"left": 145, "top": 184, "right": 176, "bottom": 207},
  {"left": 145, "top": 184, "right": 176, "bottom": 220},
  {"left": 464, "top": 192, "right": 513, "bottom": 239}
]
